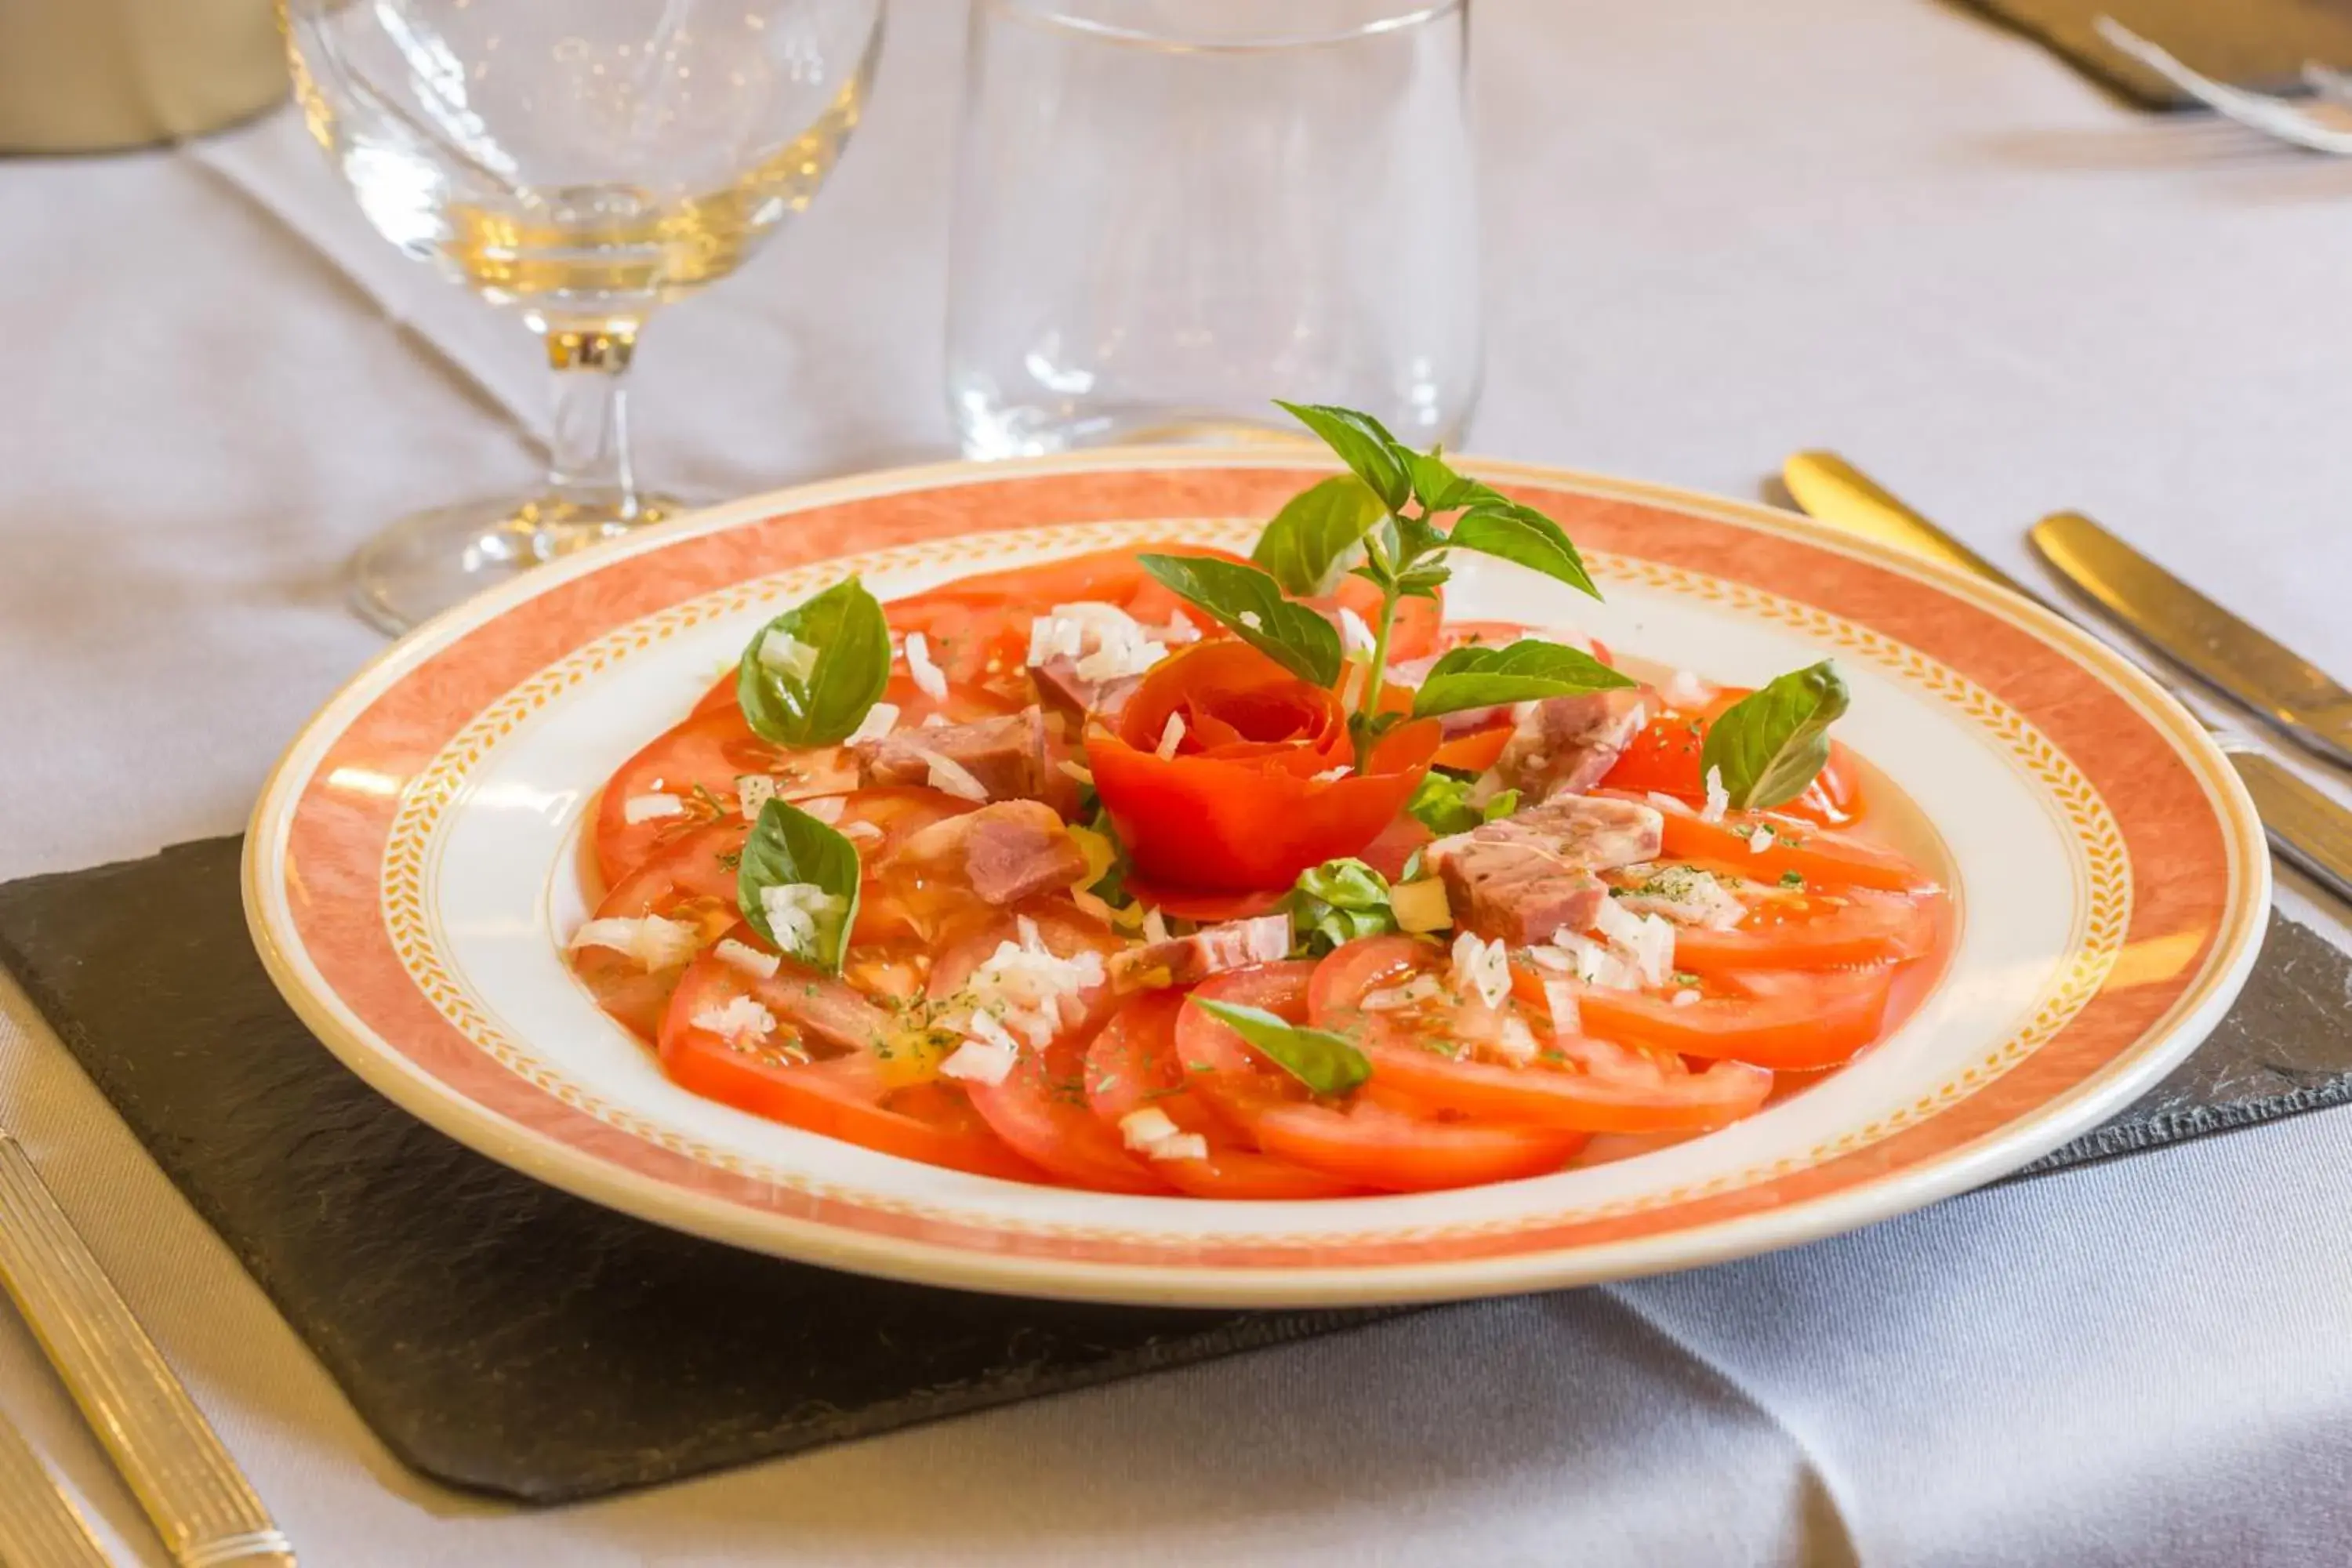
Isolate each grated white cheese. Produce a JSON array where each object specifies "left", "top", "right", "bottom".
[
  {"left": 903, "top": 632, "right": 948, "bottom": 700},
  {"left": 1615, "top": 866, "right": 1749, "bottom": 931},
  {"left": 1141, "top": 908, "right": 1171, "bottom": 945},
  {"left": 572, "top": 915, "right": 702, "bottom": 972},
  {"left": 919, "top": 748, "right": 991, "bottom": 802},
  {"left": 623, "top": 792, "right": 686, "bottom": 825},
  {"left": 938, "top": 1036, "right": 1018, "bottom": 1086},
  {"left": 1492, "top": 1013, "right": 1541, "bottom": 1065},
  {"left": 1700, "top": 766, "right": 1730, "bottom": 823},
  {"left": 1646, "top": 790, "right": 1687, "bottom": 813},
  {"left": 691, "top": 994, "right": 776, "bottom": 1041},
  {"left": 757, "top": 629, "right": 821, "bottom": 684},
  {"left": 1238, "top": 610, "right": 1263, "bottom": 630},
  {"left": 1116, "top": 1108, "right": 1207, "bottom": 1162},
  {"left": 1749, "top": 826, "right": 1777, "bottom": 855},
  {"left": 965, "top": 924, "right": 1106, "bottom": 1048},
  {"left": 1662, "top": 669, "right": 1713, "bottom": 710},
  {"left": 1156, "top": 712, "right": 1186, "bottom": 760},
  {"left": 1541, "top": 979, "right": 1581, "bottom": 1035},
  {"left": 1361, "top": 973, "right": 1444, "bottom": 1012},
  {"left": 712, "top": 938, "right": 781, "bottom": 980},
  {"left": 1312, "top": 766, "right": 1352, "bottom": 782},
  {"left": 1592, "top": 894, "right": 1648, "bottom": 949},
  {"left": 760, "top": 882, "right": 846, "bottom": 955},
  {"left": 1118, "top": 1106, "right": 1181, "bottom": 1151},
  {"left": 1450, "top": 932, "right": 1512, "bottom": 1011},
  {"left": 1537, "top": 929, "right": 1643, "bottom": 992},
  {"left": 1671, "top": 988, "right": 1704, "bottom": 1008},
  {"left": 1164, "top": 608, "right": 1199, "bottom": 641},
  {"left": 1031, "top": 601, "right": 1171, "bottom": 683},
  {"left": 797, "top": 795, "right": 844, "bottom": 826},
  {"left": 845, "top": 701, "right": 900, "bottom": 746},
  {"left": 736, "top": 775, "right": 778, "bottom": 818},
  {"left": 1623, "top": 913, "right": 1676, "bottom": 987},
  {"left": 1338, "top": 606, "right": 1376, "bottom": 655}
]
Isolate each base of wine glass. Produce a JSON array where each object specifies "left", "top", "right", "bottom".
[{"left": 348, "top": 492, "right": 706, "bottom": 635}]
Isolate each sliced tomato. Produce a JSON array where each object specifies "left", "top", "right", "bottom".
[
  {"left": 923, "top": 906, "right": 1164, "bottom": 1191},
  {"left": 1247, "top": 1099, "right": 1588, "bottom": 1191},
  {"left": 1174, "top": 958, "right": 1587, "bottom": 1190},
  {"left": 1668, "top": 885, "right": 1940, "bottom": 974},
  {"left": 1429, "top": 720, "right": 1512, "bottom": 773},
  {"left": 571, "top": 821, "right": 750, "bottom": 1040},
  {"left": 1305, "top": 936, "right": 1773, "bottom": 1134},
  {"left": 1084, "top": 991, "right": 1359, "bottom": 1198},
  {"left": 895, "top": 543, "right": 1249, "bottom": 619},
  {"left": 594, "top": 709, "right": 817, "bottom": 887},
  {"left": 1599, "top": 689, "right": 1863, "bottom": 827},
  {"left": 1575, "top": 966, "right": 1896, "bottom": 1071},
  {"left": 1602, "top": 791, "right": 1939, "bottom": 895},
  {"left": 1357, "top": 811, "right": 1434, "bottom": 882},
  {"left": 657, "top": 938, "right": 1040, "bottom": 1181}
]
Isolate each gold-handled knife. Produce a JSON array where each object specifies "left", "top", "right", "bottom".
[
  {"left": 1782, "top": 451, "right": 2352, "bottom": 906},
  {"left": 2031, "top": 510, "right": 2352, "bottom": 772}
]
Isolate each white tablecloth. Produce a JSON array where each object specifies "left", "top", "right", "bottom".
[{"left": 8, "top": 2, "right": 2352, "bottom": 1562}]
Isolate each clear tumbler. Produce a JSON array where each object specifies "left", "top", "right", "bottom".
[{"left": 947, "top": 0, "right": 1480, "bottom": 458}]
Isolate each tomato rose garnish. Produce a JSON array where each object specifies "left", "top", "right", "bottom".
[{"left": 1085, "top": 641, "right": 1439, "bottom": 892}]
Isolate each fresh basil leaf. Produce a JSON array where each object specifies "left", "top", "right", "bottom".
[
  {"left": 1408, "top": 774, "right": 1522, "bottom": 836},
  {"left": 1135, "top": 553, "right": 1342, "bottom": 688},
  {"left": 1251, "top": 474, "right": 1389, "bottom": 597},
  {"left": 1699, "top": 660, "right": 1851, "bottom": 810},
  {"left": 1284, "top": 858, "right": 1397, "bottom": 956},
  {"left": 1395, "top": 563, "right": 1451, "bottom": 600},
  {"left": 1194, "top": 998, "right": 1372, "bottom": 1097},
  {"left": 1407, "top": 771, "right": 1479, "bottom": 835},
  {"left": 1447, "top": 503, "right": 1603, "bottom": 601},
  {"left": 1410, "top": 638, "right": 1635, "bottom": 718},
  {"left": 1403, "top": 448, "right": 1504, "bottom": 514},
  {"left": 736, "top": 799, "right": 862, "bottom": 975},
  {"left": 735, "top": 576, "right": 893, "bottom": 747},
  {"left": 1394, "top": 510, "right": 1447, "bottom": 564},
  {"left": 1274, "top": 401, "right": 1413, "bottom": 511}
]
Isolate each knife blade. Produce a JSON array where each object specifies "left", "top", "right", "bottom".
[
  {"left": 1780, "top": 452, "right": 2352, "bottom": 902},
  {"left": 2031, "top": 510, "right": 2352, "bottom": 771}
]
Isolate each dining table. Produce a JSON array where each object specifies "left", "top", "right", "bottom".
[{"left": 7, "top": 0, "right": 2352, "bottom": 1562}]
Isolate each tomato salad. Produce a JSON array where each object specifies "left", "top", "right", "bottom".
[{"left": 568, "top": 405, "right": 1949, "bottom": 1196}]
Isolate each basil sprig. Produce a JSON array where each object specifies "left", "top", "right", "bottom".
[
  {"left": 1410, "top": 638, "right": 1635, "bottom": 718},
  {"left": 1284, "top": 858, "right": 1398, "bottom": 956},
  {"left": 1699, "top": 660, "right": 1851, "bottom": 810},
  {"left": 1406, "top": 774, "right": 1520, "bottom": 837},
  {"left": 1193, "top": 998, "right": 1372, "bottom": 1097},
  {"left": 1250, "top": 474, "right": 1388, "bottom": 597},
  {"left": 1134, "top": 553, "right": 1342, "bottom": 687},
  {"left": 735, "top": 576, "right": 891, "bottom": 748},
  {"left": 736, "top": 799, "right": 862, "bottom": 975}
]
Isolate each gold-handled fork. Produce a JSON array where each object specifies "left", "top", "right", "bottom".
[
  {"left": 0, "top": 1402, "right": 114, "bottom": 1566},
  {"left": 0, "top": 1132, "right": 294, "bottom": 1567},
  {"left": 1780, "top": 452, "right": 2352, "bottom": 906}
]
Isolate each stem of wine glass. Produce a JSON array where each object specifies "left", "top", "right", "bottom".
[{"left": 537, "top": 321, "right": 646, "bottom": 553}]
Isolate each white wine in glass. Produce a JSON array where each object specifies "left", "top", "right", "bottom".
[{"left": 282, "top": 0, "right": 885, "bottom": 632}]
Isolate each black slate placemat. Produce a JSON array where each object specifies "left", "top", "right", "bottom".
[
  {"left": 0, "top": 837, "right": 2346, "bottom": 1503},
  {"left": 1958, "top": 0, "right": 2352, "bottom": 108}
]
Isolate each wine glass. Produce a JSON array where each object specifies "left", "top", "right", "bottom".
[{"left": 282, "top": 0, "right": 886, "bottom": 632}]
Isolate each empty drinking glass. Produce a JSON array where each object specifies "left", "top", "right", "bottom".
[
  {"left": 284, "top": 0, "right": 885, "bottom": 631},
  {"left": 947, "top": 0, "right": 1480, "bottom": 459}
]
